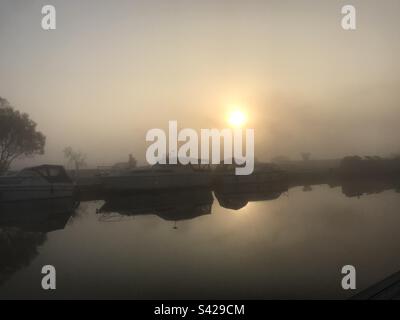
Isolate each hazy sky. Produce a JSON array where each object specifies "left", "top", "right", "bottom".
[{"left": 1, "top": 0, "right": 400, "bottom": 169}]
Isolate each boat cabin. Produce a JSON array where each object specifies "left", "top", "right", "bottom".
[{"left": 18, "top": 165, "right": 72, "bottom": 184}]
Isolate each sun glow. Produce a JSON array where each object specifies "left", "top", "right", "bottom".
[{"left": 228, "top": 110, "right": 247, "bottom": 128}]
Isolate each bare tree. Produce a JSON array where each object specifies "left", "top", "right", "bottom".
[{"left": 64, "top": 147, "right": 87, "bottom": 179}]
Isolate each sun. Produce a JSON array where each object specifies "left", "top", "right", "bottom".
[{"left": 228, "top": 110, "right": 247, "bottom": 128}]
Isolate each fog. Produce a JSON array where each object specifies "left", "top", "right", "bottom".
[{"left": 1, "top": 0, "right": 400, "bottom": 169}]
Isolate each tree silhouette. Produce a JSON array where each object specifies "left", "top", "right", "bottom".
[
  {"left": 0, "top": 97, "right": 46, "bottom": 174},
  {"left": 63, "top": 147, "right": 87, "bottom": 178}
]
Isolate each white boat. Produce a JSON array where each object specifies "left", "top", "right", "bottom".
[
  {"left": 0, "top": 165, "right": 75, "bottom": 202},
  {"left": 100, "top": 163, "right": 212, "bottom": 192}
]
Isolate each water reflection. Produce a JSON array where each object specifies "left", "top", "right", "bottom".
[
  {"left": 339, "top": 178, "right": 400, "bottom": 198},
  {"left": 91, "top": 177, "right": 400, "bottom": 221},
  {"left": 95, "top": 177, "right": 400, "bottom": 220},
  {"left": 289, "top": 176, "right": 400, "bottom": 199},
  {"left": 1, "top": 177, "right": 400, "bottom": 298},
  {"left": 98, "top": 188, "right": 213, "bottom": 223},
  {"left": 214, "top": 182, "right": 289, "bottom": 210},
  {"left": 0, "top": 199, "right": 75, "bottom": 287},
  {"left": 96, "top": 183, "right": 290, "bottom": 222}
]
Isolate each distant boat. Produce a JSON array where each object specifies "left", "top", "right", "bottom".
[
  {"left": 0, "top": 165, "right": 76, "bottom": 202},
  {"left": 99, "top": 163, "right": 212, "bottom": 193},
  {"left": 214, "top": 162, "right": 288, "bottom": 188}
]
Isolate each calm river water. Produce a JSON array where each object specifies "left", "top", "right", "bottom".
[{"left": 1, "top": 182, "right": 400, "bottom": 299}]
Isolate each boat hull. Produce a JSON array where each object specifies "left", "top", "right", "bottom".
[
  {"left": 101, "top": 173, "right": 212, "bottom": 192},
  {"left": 0, "top": 184, "right": 75, "bottom": 202}
]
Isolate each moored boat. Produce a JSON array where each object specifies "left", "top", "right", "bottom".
[
  {"left": 99, "top": 163, "right": 212, "bottom": 193},
  {"left": 0, "top": 165, "right": 75, "bottom": 202},
  {"left": 213, "top": 162, "right": 288, "bottom": 189}
]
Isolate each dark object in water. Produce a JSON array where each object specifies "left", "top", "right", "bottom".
[
  {"left": 215, "top": 182, "right": 288, "bottom": 210},
  {"left": 0, "top": 198, "right": 75, "bottom": 232},
  {"left": 98, "top": 187, "right": 213, "bottom": 222},
  {"left": 213, "top": 163, "right": 288, "bottom": 209},
  {"left": 339, "top": 156, "right": 400, "bottom": 177},
  {"left": 351, "top": 268, "right": 400, "bottom": 300}
]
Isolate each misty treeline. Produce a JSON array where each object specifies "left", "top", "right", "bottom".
[{"left": 1, "top": 95, "right": 400, "bottom": 175}]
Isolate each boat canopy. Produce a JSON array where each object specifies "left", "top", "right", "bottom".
[{"left": 20, "top": 165, "right": 72, "bottom": 184}]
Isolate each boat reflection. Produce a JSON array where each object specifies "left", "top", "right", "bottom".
[
  {"left": 339, "top": 178, "right": 400, "bottom": 198},
  {"left": 0, "top": 199, "right": 75, "bottom": 287},
  {"left": 214, "top": 182, "right": 289, "bottom": 210},
  {"left": 96, "top": 177, "right": 400, "bottom": 218},
  {"left": 288, "top": 175, "right": 400, "bottom": 199},
  {"left": 0, "top": 198, "right": 76, "bottom": 232},
  {"left": 97, "top": 188, "right": 214, "bottom": 222}
]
